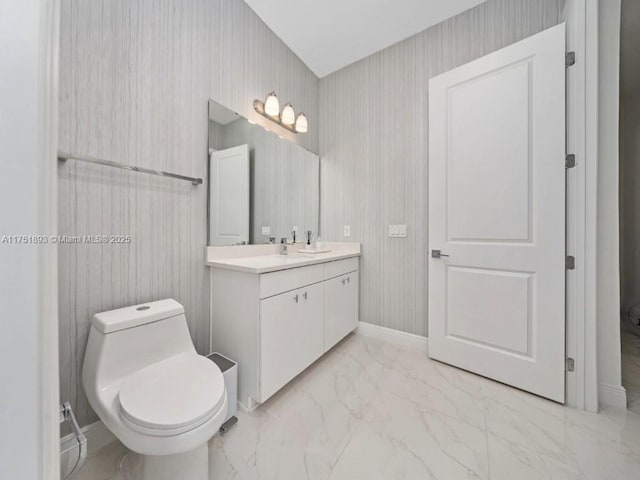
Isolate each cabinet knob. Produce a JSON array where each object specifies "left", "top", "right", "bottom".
[
  {"left": 293, "top": 294, "right": 299, "bottom": 303},
  {"left": 303, "top": 291, "right": 308, "bottom": 300}
]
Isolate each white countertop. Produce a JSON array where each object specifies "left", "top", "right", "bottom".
[{"left": 205, "top": 242, "right": 360, "bottom": 274}]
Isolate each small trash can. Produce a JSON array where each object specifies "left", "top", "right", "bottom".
[{"left": 207, "top": 352, "right": 238, "bottom": 433}]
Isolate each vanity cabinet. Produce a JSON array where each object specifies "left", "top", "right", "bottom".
[{"left": 210, "top": 255, "right": 359, "bottom": 409}]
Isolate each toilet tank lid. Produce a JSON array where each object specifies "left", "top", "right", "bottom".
[{"left": 92, "top": 299, "right": 185, "bottom": 333}]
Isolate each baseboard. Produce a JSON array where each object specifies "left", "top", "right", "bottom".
[
  {"left": 356, "top": 321, "right": 429, "bottom": 352},
  {"left": 598, "top": 382, "right": 627, "bottom": 410},
  {"left": 60, "top": 419, "right": 116, "bottom": 459}
]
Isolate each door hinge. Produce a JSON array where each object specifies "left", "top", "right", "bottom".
[
  {"left": 566, "top": 357, "right": 575, "bottom": 372},
  {"left": 566, "top": 154, "right": 576, "bottom": 168},
  {"left": 566, "top": 256, "right": 575, "bottom": 270},
  {"left": 566, "top": 51, "right": 576, "bottom": 67}
]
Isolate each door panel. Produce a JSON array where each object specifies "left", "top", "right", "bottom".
[
  {"left": 448, "top": 61, "right": 532, "bottom": 242},
  {"left": 428, "top": 24, "right": 566, "bottom": 403},
  {"left": 446, "top": 267, "right": 532, "bottom": 356}
]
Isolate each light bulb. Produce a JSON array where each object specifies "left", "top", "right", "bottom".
[
  {"left": 295, "top": 113, "right": 308, "bottom": 133},
  {"left": 281, "top": 103, "right": 295, "bottom": 126},
  {"left": 264, "top": 92, "right": 279, "bottom": 117}
]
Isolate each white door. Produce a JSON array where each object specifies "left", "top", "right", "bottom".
[
  {"left": 428, "top": 24, "right": 566, "bottom": 403},
  {"left": 209, "top": 145, "right": 250, "bottom": 245}
]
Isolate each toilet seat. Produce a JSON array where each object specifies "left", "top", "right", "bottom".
[{"left": 118, "top": 353, "right": 225, "bottom": 437}]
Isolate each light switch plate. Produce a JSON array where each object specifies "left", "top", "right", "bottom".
[
  {"left": 389, "top": 225, "right": 407, "bottom": 238},
  {"left": 261, "top": 226, "right": 271, "bottom": 235},
  {"left": 343, "top": 225, "right": 351, "bottom": 237}
]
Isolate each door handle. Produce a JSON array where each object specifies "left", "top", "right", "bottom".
[
  {"left": 302, "top": 291, "right": 308, "bottom": 300},
  {"left": 341, "top": 278, "right": 346, "bottom": 285},
  {"left": 293, "top": 294, "right": 299, "bottom": 303},
  {"left": 431, "top": 250, "right": 450, "bottom": 259}
]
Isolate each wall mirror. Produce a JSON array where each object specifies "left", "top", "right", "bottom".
[{"left": 207, "top": 99, "right": 320, "bottom": 246}]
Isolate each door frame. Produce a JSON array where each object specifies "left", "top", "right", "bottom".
[
  {"left": 563, "top": 0, "right": 600, "bottom": 411},
  {"left": 1, "top": 0, "right": 61, "bottom": 478},
  {"left": 39, "top": 0, "right": 62, "bottom": 475}
]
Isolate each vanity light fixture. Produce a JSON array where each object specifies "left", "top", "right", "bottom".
[
  {"left": 281, "top": 103, "right": 295, "bottom": 126},
  {"left": 264, "top": 92, "right": 280, "bottom": 116},
  {"left": 253, "top": 92, "right": 308, "bottom": 134},
  {"left": 295, "top": 113, "right": 308, "bottom": 133}
]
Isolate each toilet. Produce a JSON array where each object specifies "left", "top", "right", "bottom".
[{"left": 82, "top": 299, "right": 227, "bottom": 480}]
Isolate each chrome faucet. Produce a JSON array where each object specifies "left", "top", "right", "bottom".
[{"left": 280, "top": 237, "right": 288, "bottom": 255}]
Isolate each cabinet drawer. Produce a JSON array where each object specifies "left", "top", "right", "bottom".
[
  {"left": 260, "top": 264, "right": 324, "bottom": 299},
  {"left": 323, "top": 257, "right": 359, "bottom": 280}
]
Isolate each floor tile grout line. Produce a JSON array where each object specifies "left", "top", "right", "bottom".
[
  {"left": 482, "top": 395, "right": 491, "bottom": 480},
  {"left": 324, "top": 412, "right": 366, "bottom": 480}
]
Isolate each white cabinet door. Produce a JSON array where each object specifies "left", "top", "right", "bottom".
[
  {"left": 260, "top": 282, "right": 324, "bottom": 401},
  {"left": 300, "top": 282, "right": 325, "bottom": 363},
  {"left": 324, "top": 272, "right": 359, "bottom": 351},
  {"left": 428, "top": 24, "right": 566, "bottom": 402}
]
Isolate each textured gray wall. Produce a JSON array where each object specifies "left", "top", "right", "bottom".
[
  {"left": 58, "top": 0, "right": 319, "bottom": 429},
  {"left": 319, "top": 0, "right": 564, "bottom": 336}
]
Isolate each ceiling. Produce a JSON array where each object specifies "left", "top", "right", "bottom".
[{"left": 244, "top": 0, "right": 486, "bottom": 78}]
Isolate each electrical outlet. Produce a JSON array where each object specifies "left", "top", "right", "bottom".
[
  {"left": 261, "top": 226, "right": 271, "bottom": 236},
  {"left": 343, "top": 225, "right": 351, "bottom": 237},
  {"left": 389, "top": 225, "right": 407, "bottom": 238}
]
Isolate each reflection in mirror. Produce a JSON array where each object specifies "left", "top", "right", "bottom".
[{"left": 208, "top": 100, "right": 320, "bottom": 246}]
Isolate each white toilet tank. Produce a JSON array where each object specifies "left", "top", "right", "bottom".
[{"left": 83, "top": 299, "right": 197, "bottom": 393}]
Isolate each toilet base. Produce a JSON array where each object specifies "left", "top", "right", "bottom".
[{"left": 121, "top": 443, "right": 209, "bottom": 480}]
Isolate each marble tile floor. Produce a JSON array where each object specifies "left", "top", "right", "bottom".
[{"left": 75, "top": 333, "right": 640, "bottom": 480}]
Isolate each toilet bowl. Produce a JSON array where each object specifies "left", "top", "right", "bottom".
[{"left": 82, "top": 299, "right": 227, "bottom": 480}]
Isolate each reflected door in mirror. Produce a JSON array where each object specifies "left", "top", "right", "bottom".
[{"left": 209, "top": 145, "right": 250, "bottom": 245}]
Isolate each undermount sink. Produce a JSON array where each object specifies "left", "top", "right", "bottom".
[
  {"left": 224, "top": 253, "right": 313, "bottom": 269},
  {"left": 275, "top": 252, "right": 315, "bottom": 259},
  {"left": 260, "top": 253, "right": 314, "bottom": 264}
]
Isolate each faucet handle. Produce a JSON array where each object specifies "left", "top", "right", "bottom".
[{"left": 280, "top": 237, "right": 288, "bottom": 245}]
